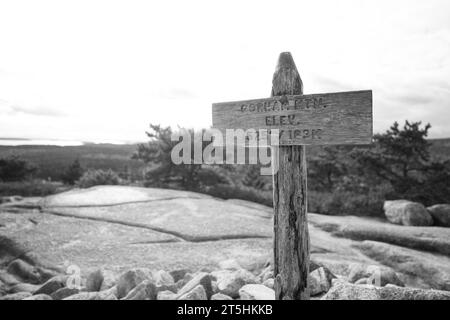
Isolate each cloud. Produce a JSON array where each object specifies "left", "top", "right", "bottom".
[
  {"left": 390, "top": 92, "right": 434, "bottom": 106},
  {"left": 0, "top": 99, "right": 65, "bottom": 117},
  {"left": 0, "top": 0, "right": 449, "bottom": 141},
  {"left": 9, "top": 104, "right": 66, "bottom": 117}
]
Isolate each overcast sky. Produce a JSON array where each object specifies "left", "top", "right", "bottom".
[{"left": 0, "top": 0, "right": 449, "bottom": 143}]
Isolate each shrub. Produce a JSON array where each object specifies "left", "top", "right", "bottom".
[
  {"left": 0, "top": 180, "right": 61, "bottom": 197},
  {"left": 308, "top": 146, "right": 350, "bottom": 191},
  {"left": 242, "top": 165, "right": 270, "bottom": 190},
  {"left": 308, "top": 189, "right": 386, "bottom": 217},
  {"left": 77, "top": 169, "right": 121, "bottom": 188},
  {"left": 200, "top": 183, "right": 273, "bottom": 207},
  {"left": 0, "top": 156, "right": 37, "bottom": 182}
]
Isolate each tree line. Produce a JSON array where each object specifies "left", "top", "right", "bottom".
[
  {"left": 2, "top": 120, "right": 449, "bottom": 215},
  {"left": 132, "top": 121, "right": 450, "bottom": 214}
]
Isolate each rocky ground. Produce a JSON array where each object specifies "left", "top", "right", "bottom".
[{"left": 1, "top": 185, "right": 450, "bottom": 300}]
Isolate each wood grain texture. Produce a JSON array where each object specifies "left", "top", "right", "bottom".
[
  {"left": 212, "top": 90, "right": 373, "bottom": 145},
  {"left": 271, "top": 52, "right": 310, "bottom": 300}
]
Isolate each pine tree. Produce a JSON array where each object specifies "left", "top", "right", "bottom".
[{"left": 61, "top": 159, "right": 84, "bottom": 185}]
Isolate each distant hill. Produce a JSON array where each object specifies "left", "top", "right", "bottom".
[
  {"left": 305, "top": 138, "right": 450, "bottom": 160},
  {"left": 0, "top": 143, "right": 147, "bottom": 181},
  {"left": 0, "top": 137, "right": 448, "bottom": 182}
]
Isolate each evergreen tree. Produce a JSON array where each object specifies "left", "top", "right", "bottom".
[
  {"left": 352, "top": 121, "right": 450, "bottom": 205},
  {"left": 61, "top": 159, "right": 84, "bottom": 185},
  {"left": 133, "top": 124, "right": 227, "bottom": 190},
  {"left": 0, "top": 156, "right": 37, "bottom": 182}
]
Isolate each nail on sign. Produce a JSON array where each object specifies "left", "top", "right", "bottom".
[{"left": 212, "top": 90, "right": 373, "bottom": 146}]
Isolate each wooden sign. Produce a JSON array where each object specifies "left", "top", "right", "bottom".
[
  {"left": 211, "top": 52, "right": 373, "bottom": 300},
  {"left": 212, "top": 90, "right": 372, "bottom": 145}
]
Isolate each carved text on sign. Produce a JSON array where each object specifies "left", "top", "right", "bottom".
[
  {"left": 240, "top": 96, "right": 327, "bottom": 113},
  {"left": 212, "top": 90, "right": 373, "bottom": 145}
]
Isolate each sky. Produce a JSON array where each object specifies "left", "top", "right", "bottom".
[{"left": 0, "top": 0, "right": 449, "bottom": 144}]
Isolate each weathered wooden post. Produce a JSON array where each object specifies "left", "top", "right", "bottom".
[
  {"left": 271, "top": 52, "right": 309, "bottom": 300},
  {"left": 212, "top": 52, "right": 372, "bottom": 300}
]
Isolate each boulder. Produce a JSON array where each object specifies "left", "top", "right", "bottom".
[
  {"left": 239, "top": 284, "right": 275, "bottom": 300},
  {"left": 99, "top": 270, "right": 116, "bottom": 291},
  {"left": 309, "top": 260, "right": 322, "bottom": 272},
  {"left": 379, "top": 284, "right": 450, "bottom": 300},
  {"left": 122, "top": 280, "right": 157, "bottom": 300},
  {"left": 98, "top": 286, "right": 118, "bottom": 300},
  {"left": 175, "top": 279, "right": 186, "bottom": 291},
  {"left": 23, "top": 294, "right": 52, "bottom": 300},
  {"left": 354, "top": 278, "right": 369, "bottom": 285},
  {"left": 86, "top": 269, "right": 104, "bottom": 292},
  {"left": 64, "top": 289, "right": 117, "bottom": 300},
  {"left": 322, "top": 280, "right": 450, "bottom": 300},
  {"left": 182, "top": 272, "right": 194, "bottom": 283},
  {"left": 384, "top": 200, "right": 433, "bottom": 226},
  {"left": 211, "top": 280, "right": 219, "bottom": 294},
  {"left": 262, "top": 278, "right": 274, "bottom": 289},
  {"left": 0, "top": 271, "right": 20, "bottom": 286},
  {"left": 347, "top": 264, "right": 404, "bottom": 287},
  {"left": 35, "top": 266, "right": 59, "bottom": 282},
  {"left": 308, "top": 267, "right": 332, "bottom": 296},
  {"left": 63, "top": 292, "right": 101, "bottom": 300},
  {"left": 152, "top": 270, "right": 175, "bottom": 287},
  {"left": 116, "top": 268, "right": 151, "bottom": 299},
  {"left": 427, "top": 204, "right": 450, "bottom": 227},
  {"left": 0, "top": 292, "right": 32, "bottom": 300},
  {"left": 169, "top": 269, "right": 191, "bottom": 283},
  {"left": 102, "top": 292, "right": 118, "bottom": 300},
  {"left": 211, "top": 293, "right": 233, "bottom": 300},
  {"left": 321, "top": 280, "right": 381, "bottom": 300},
  {"left": 7, "top": 259, "right": 41, "bottom": 284},
  {"left": 34, "top": 275, "right": 67, "bottom": 295},
  {"left": 9, "top": 283, "right": 40, "bottom": 294},
  {"left": 174, "top": 273, "right": 194, "bottom": 292},
  {"left": 51, "top": 287, "right": 80, "bottom": 300},
  {"left": 177, "top": 272, "right": 212, "bottom": 299},
  {"left": 258, "top": 266, "right": 273, "bottom": 283},
  {"left": 178, "top": 284, "right": 207, "bottom": 300},
  {"left": 218, "top": 259, "right": 242, "bottom": 271},
  {"left": 212, "top": 269, "right": 258, "bottom": 298},
  {"left": 157, "top": 290, "right": 177, "bottom": 300}
]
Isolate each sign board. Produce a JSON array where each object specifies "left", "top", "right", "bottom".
[
  {"left": 211, "top": 51, "right": 374, "bottom": 300},
  {"left": 212, "top": 90, "right": 372, "bottom": 145}
]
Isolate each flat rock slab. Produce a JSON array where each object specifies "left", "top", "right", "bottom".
[
  {"left": 40, "top": 186, "right": 212, "bottom": 207},
  {"left": 3, "top": 186, "right": 368, "bottom": 276},
  {"left": 41, "top": 186, "right": 272, "bottom": 241},
  {"left": 2, "top": 186, "right": 450, "bottom": 291},
  {"left": 1, "top": 186, "right": 274, "bottom": 274},
  {"left": 0, "top": 210, "right": 272, "bottom": 275},
  {"left": 308, "top": 214, "right": 450, "bottom": 256},
  {"left": 308, "top": 214, "right": 450, "bottom": 290},
  {"left": 45, "top": 200, "right": 272, "bottom": 241}
]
